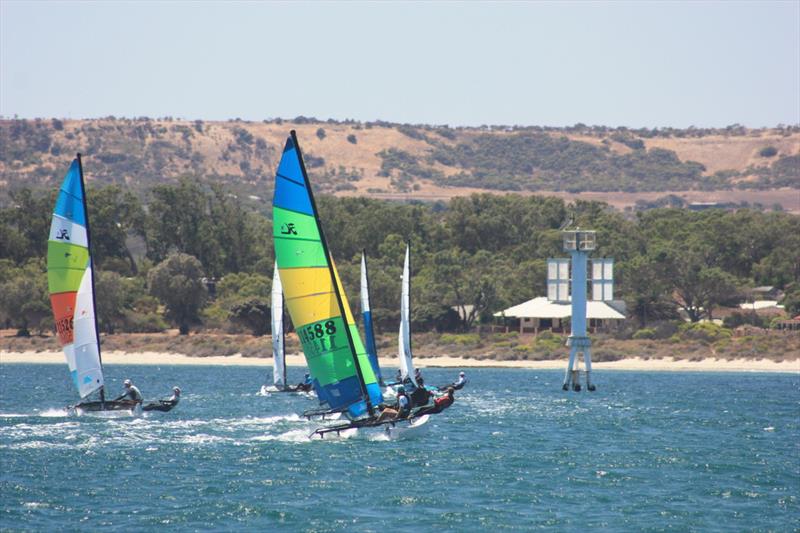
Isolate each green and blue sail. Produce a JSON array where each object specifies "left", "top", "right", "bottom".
[{"left": 272, "top": 132, "right": 382, "bottom": 416}]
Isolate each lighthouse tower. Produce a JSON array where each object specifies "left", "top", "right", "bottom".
[{"left": 548, "top": 228, "right": 613, "bottom": 392}]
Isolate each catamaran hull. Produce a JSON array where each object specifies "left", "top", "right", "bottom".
[
  {"left": 385, "top": 414, "right": 430, "bottom": 440},
  {"left": 310, "top": 414, "right": 430, "bottom": 440},
  {"left": 259, "top": 385, "right": 316, "bottom": 398},
  {"left": 69, "top": 400, "right": 140, "bottom": 417},
  {"left": 142, "top": 401, "right": 177, "bottom": 412}
]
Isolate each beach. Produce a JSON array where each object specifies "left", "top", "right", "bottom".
[{"left": 2, "top": 350, "right": 797, "bottom": 373}]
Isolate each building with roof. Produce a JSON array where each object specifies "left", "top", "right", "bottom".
[{"left": 493, "top": 296, "right": 626, "bottom": 334}]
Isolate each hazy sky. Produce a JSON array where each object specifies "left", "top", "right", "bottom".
[{"left": 1, "top": 1, "right": 798, "bottom": 128}]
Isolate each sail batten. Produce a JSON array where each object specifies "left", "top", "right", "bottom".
[
  {"left": 272, "top": 132, "right": 381, "bottom": 416},
  {"left": 47, "top": 157, "right": 104, "bottom": 399}
]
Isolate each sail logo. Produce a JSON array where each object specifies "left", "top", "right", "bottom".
[
  {"left": 281, "top": 223, "right": 298, "bottom": 235},
  {"left": 56, "top": 229, "right": 70, "bottom": 240}
]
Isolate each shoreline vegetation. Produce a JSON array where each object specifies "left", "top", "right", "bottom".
[{"left": 2, "top": 330, "right": 797, "bottom": 373}]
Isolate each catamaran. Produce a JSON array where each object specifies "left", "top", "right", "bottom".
[
  {"left": 259, "top": 262, "right": 313, "bottom": 395},
  {"left": 272, "top": 132, "right": 423, "bottom": 438},
  {"left": 398, "top": 242, "right": 416, "bottom": 384},
  {"left": 47, "top": 155, "right": 138, "bottom": 415},
  {"left": 360, "top": 250, "right": 386, "bottom": 386}
]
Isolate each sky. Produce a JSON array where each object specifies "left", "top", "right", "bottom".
[{"left": 1, "top": 1, "right": 798, "bottom": 128}]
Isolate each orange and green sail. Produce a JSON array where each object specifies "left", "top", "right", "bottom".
[
  {"left": 272, "top": 132, "right": 381, "bottom": 417},
  {"left": 47, "top": 156, "right": 104, "bottom": 399}
]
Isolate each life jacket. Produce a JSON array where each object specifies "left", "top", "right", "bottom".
[
  {"left": 434, "top": 394, "right": 453, "bottom": 410},
  {"left": 397, "top": 395, "right": 410, "bottom": 414}
]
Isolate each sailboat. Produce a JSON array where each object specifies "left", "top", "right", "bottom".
[
  {"left": 273, "top": 132, "right": 426, "bottom": 438},
  {"left": 398, "top": 242, "right": 416, "bottom": 383},
  {"left": 360, "top": 250, "right": 384, "bottom": 386},
  {"left": 47, "top": 155, "right": 138, "bottom": 415},
  {"left": 259, "top": 262, "right": 312, "bottom": 395},
  {"left": 273, "top": 132, "right": 381, "bottom": 417}
]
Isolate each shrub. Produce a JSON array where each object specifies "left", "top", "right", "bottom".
[
  {"left": 346, "top": 134, "right": 357, "bottom": 144},
  {"left": 759, "top": 146, "right": 777, "bottom": 157},
  {"left": 316, "top": 128, "right": 326, "bottom": 140},
  {"left": 678, "top": 322, "right": 732, "bottom": 344},
  {"left": 632, "top": 328, "right": 656, "bottom": 340},
  {"left": 722, "top": 311, "right": 766, "bottom": 329}
]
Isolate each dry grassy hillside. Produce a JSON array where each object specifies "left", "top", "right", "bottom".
[{"left": 1, "top": 118, "right": 797, "bottom": 210}]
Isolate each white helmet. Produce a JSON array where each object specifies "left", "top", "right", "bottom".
[{"left": 124, "top": 379, "right": 132, "bottom": 386}]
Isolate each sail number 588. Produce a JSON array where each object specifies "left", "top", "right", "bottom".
[{"left": 300, "top": 320, "right": 336, "bottom": 343}]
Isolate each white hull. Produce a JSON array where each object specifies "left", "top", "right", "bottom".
[
  {"left": 385, "top": 414, "right": 430, "bottom": 440},
  {"left": 70, "top": 404, "right": 141, "bottom": 418}
]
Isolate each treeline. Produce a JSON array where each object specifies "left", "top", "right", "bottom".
[{"left": 1, "top": 181, "right": 798, "bottom": 339}]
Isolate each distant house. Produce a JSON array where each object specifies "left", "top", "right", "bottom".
[
  {"left": 493, "top": 296, "right": 626, "bottom": 334},
  {"left": 688, "top": 202, "right": 720, "bottom": 211}
]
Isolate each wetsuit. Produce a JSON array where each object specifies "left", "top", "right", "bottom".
[{"left": 453, "top": 376, "right": 468, "bottom": 390}]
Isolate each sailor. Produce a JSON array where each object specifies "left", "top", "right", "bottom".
[
  {"left": 396, "top": 386, "right": 411, "bottom": 418},
  {"left": 166, "top": 386, "right": 181, "bottom": 406},
  {"left": 115, "top": 379, "right": 143, "bottom": 403},
  {"left": 416, "top": 386, "right": 455, "bottom": 416},
  {"left": 414, "top": 368, "right": 424, "bottom": 387},
  {"left": 410, "top": 376, "right": 431, "bottom": 407},
  {"left": 453, "top": 371, "right": 468, "bottom": 390},
  {"left": 296, "top": 373, "right": 313, "bottom": 392},
  {"left": 392, "top": 369, "right": 402, "bottom": 384}
]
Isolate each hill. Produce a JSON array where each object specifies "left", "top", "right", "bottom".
[{"left": 1, "top": 117, "right": 798, "bottom": 210}]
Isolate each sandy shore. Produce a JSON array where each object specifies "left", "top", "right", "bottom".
[{"left": 2, "top": 350, "right": 798, "bottom": 373}]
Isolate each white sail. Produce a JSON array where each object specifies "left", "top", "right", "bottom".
[
  {"left": 360, "top": 253, "right": 370, "bottom": 315},
  {"left": 398, "top": 244, "right": 415, "bottom": 381},
  {"left": 72, "top": 265, "right": 104, "bottom": 398},
  {"left": 272, "top": 262, "right": 286, "bottom": 389}
]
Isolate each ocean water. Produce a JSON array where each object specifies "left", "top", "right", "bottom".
[{"left": 1, "top": 363, "right": 798, "bottom": 532}]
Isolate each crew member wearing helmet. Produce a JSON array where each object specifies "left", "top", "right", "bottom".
[
  {"left": 453, "top": 371, "right": 468, "bottom": 390},
  {"left": 142, "top": 386, "right": 181, "bottom": 412},
  {"left": 114, "top": 379, "right": 143, "bottom": 403},
  {"left": 375, "top": 386, "right": 411, "bottom": 422},
  {"left": 396, "top": 386, "right": 411, "bottom": 418},
  {"left": 167, "top": 386, "right": 181, "bottom": 405}
]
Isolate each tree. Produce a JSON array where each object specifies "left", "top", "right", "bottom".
[
  {"left": 148, "top": 253, "right": 208, "bottom": 334},
  {"left": 618, "top": 254, "right": 676, "bottom": 327},
  {"left": 418, "top": 249, "right": 500, "bottom": 331},
  {"left": 88, "top": 186, "right": 145, "bottom": 274},
  {"left": 667, "top": 251, "right": 739, "bottom": 322},
  {"left": 0, "top": 261, "right": 50, "bottom": 336},
  {"left": 346, "top": 134, "right": 357, "bottom": 144},
  {"left": 316, "top": 128, "right": 326, "bottom": 140}
]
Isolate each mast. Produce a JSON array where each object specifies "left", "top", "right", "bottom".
[
  {"left": 290, "top": 131, "right": 374, "bottom": 417},
  {"left": 76, "top": 153, "right": 105, "bottom": 402}
]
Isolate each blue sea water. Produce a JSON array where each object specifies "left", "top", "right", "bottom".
[{"left": 1, "top": 363, "right": 798, "bottom": 531}]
